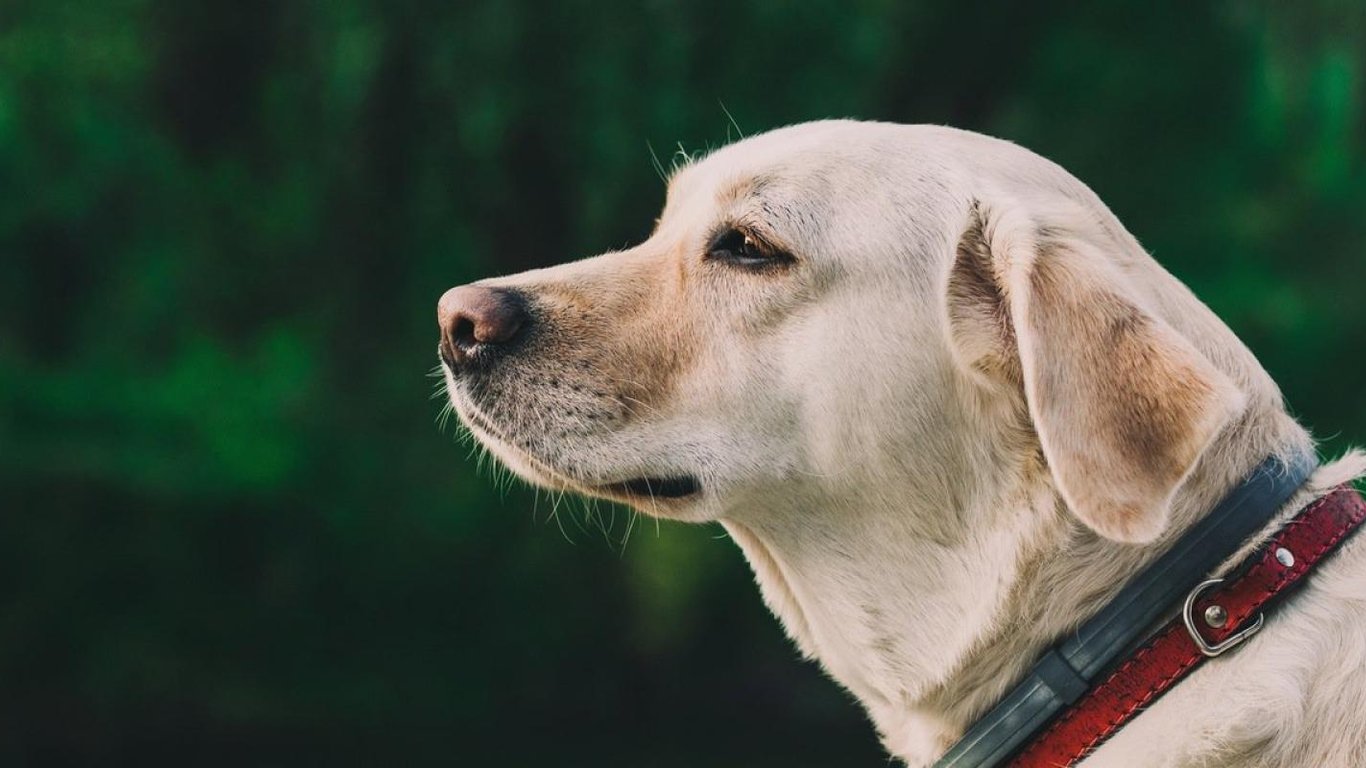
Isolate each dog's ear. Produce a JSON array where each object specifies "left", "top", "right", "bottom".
[{"left": 947, "top": 201, "right": 1245, "bottom": 543}]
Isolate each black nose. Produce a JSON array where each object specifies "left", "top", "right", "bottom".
[{"left": 437, "top": 285, "right": 529, "bottom": 368}]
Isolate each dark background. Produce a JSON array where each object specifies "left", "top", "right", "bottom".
[{"left": 2, "top": 1, "right": 1364, "bottom": 765}]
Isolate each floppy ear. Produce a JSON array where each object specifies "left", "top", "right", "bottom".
[{"left": 947, "top": 201, "right": 1246, "bottom": 543}]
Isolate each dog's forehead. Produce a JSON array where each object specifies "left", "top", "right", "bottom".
[
  {"left": 655, "top": 121, "right": 972, "bottom": 264},
  {"left": 667, "top": 121, "right": 881, "bottom": 207}
]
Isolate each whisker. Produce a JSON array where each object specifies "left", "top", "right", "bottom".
[
  {"left": 719, "top": 100, "right": 745, "bottom": 141},
  {"left": 646, "top": 141, "right": 669, "bottom": 185}
]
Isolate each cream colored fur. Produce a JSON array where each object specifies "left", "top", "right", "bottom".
[{"left": 440, "top": 120, "right": 1366, "bottom": 766}]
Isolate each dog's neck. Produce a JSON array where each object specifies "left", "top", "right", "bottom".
[{"left": 721, "top": 408, "right": 1313, "bottom": 765}]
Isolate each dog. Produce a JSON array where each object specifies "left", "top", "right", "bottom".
[{"left": 437, "top": 120, "right": 1366, "bottom": 766}]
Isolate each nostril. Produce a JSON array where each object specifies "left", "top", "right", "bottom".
[{"left": 453, "top": 316, "right": 478, "bottom": 351}]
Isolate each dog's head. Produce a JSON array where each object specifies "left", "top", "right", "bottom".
[{"left": 439, "top": 120, "right": 1259, "bottom": 543}]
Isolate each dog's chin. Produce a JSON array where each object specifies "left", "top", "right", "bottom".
[
  {"left": 471, "top": 425, "right": 706, "bottom": 514},
  {"left": 448, "top": 393, "right": 706, "bottom": 516}
]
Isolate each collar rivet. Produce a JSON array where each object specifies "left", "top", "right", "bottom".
[
  {"left": 1203, "top": 604, "right": 1228, "bottom": 628},
  {"left": 1275, "top": 547, "right": 1295, "bottom": 567}
]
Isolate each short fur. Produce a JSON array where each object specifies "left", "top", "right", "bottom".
[{"left": 439, "top": 120, "right": 1366, "bottom": 766}]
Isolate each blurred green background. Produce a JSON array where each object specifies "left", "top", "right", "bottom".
[{"left": 2, "top": 1, "right": 1364, "bottom": 765}]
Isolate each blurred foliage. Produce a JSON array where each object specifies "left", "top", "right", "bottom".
[{"left": 1, "top": 0, "right": 1364, "bottom": 765}]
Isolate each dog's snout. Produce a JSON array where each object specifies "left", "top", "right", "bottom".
[{"left": 437, "top": 285, "right": 529, "bottom": 367}]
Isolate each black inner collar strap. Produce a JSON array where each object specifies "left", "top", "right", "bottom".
[{"left": 934, "top": 451, "right": 1318, "bottom": 768}]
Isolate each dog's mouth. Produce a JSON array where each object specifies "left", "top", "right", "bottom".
[
  {"left": 448, "top": 386, "right": 703, "bottom": 504},
  {"left": 596, "top": 475, "right": 701, "bottom": 500}
]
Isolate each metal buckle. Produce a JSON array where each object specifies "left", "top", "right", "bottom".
[{"left": 1182, "top": 578, "right": 1264, "bottom": 657}]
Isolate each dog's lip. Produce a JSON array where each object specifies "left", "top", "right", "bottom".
[
  {"left": 450, "top": 390, "right": 703, "bottom": 502},
  {"left": 595, "top": 475, "right": 701, "bottom": 500}
]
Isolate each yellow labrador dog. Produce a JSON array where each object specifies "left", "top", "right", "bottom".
[{"left": 437, "top": 121, "right": 1366, "bottom": 766}]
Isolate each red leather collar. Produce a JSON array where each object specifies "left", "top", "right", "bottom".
[{"left": 1009, "top": 484, "right": 1366, "bottom": 766}]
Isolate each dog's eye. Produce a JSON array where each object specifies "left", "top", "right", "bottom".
[{"left": 706, "top": 229, "right": 791, "bottom": 270}]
